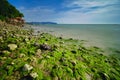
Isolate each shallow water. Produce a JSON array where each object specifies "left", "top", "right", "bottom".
[{"left": 31, "top": 24, "right": 120, "bottom": 54}]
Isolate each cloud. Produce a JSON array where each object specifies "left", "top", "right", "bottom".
[
  {"left": 18, "top": 6, "right": 57, "bottom": 22},
  {"left": 55, "top": 0, "right": 120, "bottom": 24},
  {"left": 17, "top": 0, "right": 120, "bottom": 24}
]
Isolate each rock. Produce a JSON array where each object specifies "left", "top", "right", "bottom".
[
  {"left": 19, "top": 53, "right": 26, "bottom": 58},
  {"left": 85, "top": 73, "right": 92, "bottom": 80},
  {"left": 59, "top": 37, "right": 63, "bottom": 39},
  {"left": 30, "top": 72, "right": 38, "bottom": 78},
  {"left": 40, "top": 44, "right": 51, "bottom": 50},
  {"left": 11, "top": 62, "right": 15, "bottom": 65},
  {"left": 2, "top": 50, "right": 10, "bottom": 54},
  {"left": 23, "top": 64, "right": 33, "bottom": 71},
  {"left": 53, "top": 76, "right": 59, "bottom": 80},
  {"left": 71, "top": 60, "right": 77, "bottom": 66},
  {"left": 37, "top": 31, "right": 40, "bottom": 33},
  {"left": 8, "top": 44, "right": 17, "bottom": 51},
  {"left": 0, "top": 36, "right": 3, "bottom": 40},
  {"left": 46, "top": 56, "right": 50, "bottom": 59},
  {"left": 59, "top": 41, "right": 64, "bottom": 44},
  {"left": 24, "top": 38, "right": 29, "bottom": 42},
  {"left": 59, "top": 58, "right": 66, "bottom": 62},
  {"left": 69, "top": 38, "right": 73, "bottom": 40},
  {"left": 36, "top": 49, "right": 41, "bottom": 56},
  {"left": 34, "top": 42, "right": 40, "bottom": 47}
]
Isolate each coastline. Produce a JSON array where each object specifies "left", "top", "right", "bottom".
[
  {"left": 26, "top": 24, "right": 120, "bottom": 55},
  {"left": 0, "top": 22, "right": 120, "bottom": 79}
]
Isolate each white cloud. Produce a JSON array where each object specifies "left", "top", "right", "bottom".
[
  {"left": 18, "top": 6, "right": 57, "bottom": 22},
  {"left": 17, "top": 0, "right": 120, "bottom": 24},
  {"left": 55, "top": 0, "right": 120, "bottom": 24}
]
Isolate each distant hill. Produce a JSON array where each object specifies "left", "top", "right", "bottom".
[
  {"left": 27, "top": 22, "right": 57, "bottom": 25},
  {"left": 0, "top": 0, "right": 24, "bottom": 21}
]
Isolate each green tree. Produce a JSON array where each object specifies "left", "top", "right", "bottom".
[{"left": 0, "top": 0, "right": 24, "bottom": 21}]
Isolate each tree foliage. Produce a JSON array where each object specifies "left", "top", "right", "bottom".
[{"left": 0, "top": 0, "right": 24, "bottom": 21}]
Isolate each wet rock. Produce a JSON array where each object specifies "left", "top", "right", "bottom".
[
  {"left": 71, "top": 60, "right": 77, "bottom": 66},
  {"left": 69, "top": 38, "right": 73, "bottom": 40},
  {"left": 46, "top": 56, "right": 50, "bottom": 59},
  {"left": 36, "top": 49, "right": 41, "bottom": 56},
  {"left": 53, "top": 76, "right": 59, "bottom": 80},
  {"left": 25, "top": 38, "right": 29, "bottom": 43},
  {"left": 23, "top": 64, "right": 33, "bottom": 71},
  {"left": 85, "top": 73, "right": 92, "bottom": 80},
  {"left": 37, "top": 31, "right": 40, "bottom": 33},
  {"left": 59, "top": 37, "right": 63, "bottom": 39},
  {"left": 59, "top": 41, "right": 64, "bottom": 44},
  {"left": 40, "top": 44, "right": 51, "bottom": 50},
  {"left": 8, "top": 44, "right": 17, "bottom": 51},
  {"left": 59, "top": 58, "right": 66, "bottom": 62},
  {"left": 34, "top": 42, "right": 40, "bottom": 47},
  {"left": 53, "top": 44, "right": 59, "bottom": 50},
  {"left": 2, "top": 50, "right": 10, "bottom": 56},
  {"left": 30, "top": 72, "right": 38, "bottom": 78},
  {"left": 19, "top": 53, "right": 26, "bottom": 58},
  {"left": 0, "top": 36, "right": 3, "bottom": 40}
]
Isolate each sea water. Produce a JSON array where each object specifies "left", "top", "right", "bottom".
[{"left": 32, "top": 24, "right": 120, "bottom": 54}]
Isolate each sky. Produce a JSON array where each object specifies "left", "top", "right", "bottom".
[{"left": 8, "top": 0, "right": 120, "bottom": 24}]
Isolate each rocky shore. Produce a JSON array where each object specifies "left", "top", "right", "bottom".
[{"left": 0, "top": 21, "right": 120, "bottom": 80}]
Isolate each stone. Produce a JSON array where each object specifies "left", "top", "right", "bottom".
[
  {"left": 71, "top": 60, "right": 77, "bottom": 66},
  {"left": 59, "top": 37, "right": 63, "bottom": 39},
  {"left": 59, "top": 41, "right": 64, "bottom": 44},
  {"left": 30, "top": 72, "right": 38, "bottom": 78},
  {"left": 34, "top": 42, "right": 40, "bottom": 47},
  {"left": 35, "top": 49, "right": 41, "bottom": 57},
  {"left": 8, "top": 44, "right": 17, "bottom": 51},
  {"left": 23, "top": 64, "right": 33, "bottom": 71},
  {"left": 69, "top": 38, "right": 73, "bottom": 40},
  {"left": 40, "top": 44, "right": 51, "bottom": 50},
  {"left": 19, "top": 53, "right": 26, "bottom": 58}
]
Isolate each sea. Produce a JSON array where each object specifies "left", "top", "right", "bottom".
[{"left": 30, "top": 24, "right": 120, "bottom": 55}]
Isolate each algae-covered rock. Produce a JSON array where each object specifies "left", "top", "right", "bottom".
[
  {"left": 2, "top": 50, "right": 10, "bottom": 56},
  {"left": 8, "top": 44, "right": 17, "bottom": 51}
]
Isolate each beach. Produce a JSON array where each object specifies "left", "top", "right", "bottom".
[{"left": 0, "top": 22, "right": 120, "bottom": 79}]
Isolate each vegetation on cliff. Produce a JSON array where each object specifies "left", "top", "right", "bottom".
[
  {"left": 0, "top": 22, "right": 120, "bottom": 80},
  {"left": 0, "top": 0, "right": 24, "bottom": 21}
]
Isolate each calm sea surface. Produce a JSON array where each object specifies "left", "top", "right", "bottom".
[{"left": 31, "top": 24, "right": 120, "bottom": 54}]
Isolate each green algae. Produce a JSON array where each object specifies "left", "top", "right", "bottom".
[{"left": 0, "top": 23, "right": 120, "bottom": 80}]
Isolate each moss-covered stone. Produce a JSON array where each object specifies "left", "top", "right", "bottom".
[{"left": 0, "top": 22, "right": 120, "bottom": 80}]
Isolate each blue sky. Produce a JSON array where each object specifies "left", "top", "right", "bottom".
[{"left": 8, "top": 0, "right": 120, "bottom": 24}]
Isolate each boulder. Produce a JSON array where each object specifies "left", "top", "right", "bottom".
[
  {"left": 8, "top": 44, "right": 17, "bottom": 51},
  {"left": 30, "top": 72, "right": 38, "bottom": 78},
  {"left": 23, "top": 64, "right": 33, "bottom": 71},
  {"left": 40, "top": 44, "right": 51, "bottom": 50}
]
